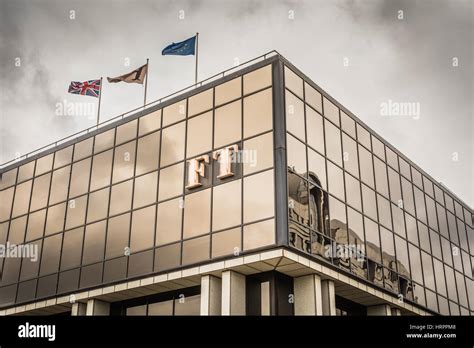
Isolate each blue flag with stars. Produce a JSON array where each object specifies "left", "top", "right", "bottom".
[{"left": 162, "top": 36, "right": 196, "bottom": 56}]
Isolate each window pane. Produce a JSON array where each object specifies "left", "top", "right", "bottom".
[
  {"left": 106, "top": 213, "right": 130, "bottom": 259},
  {"left": 0, "top": 187, "right": 14, "bottom": 221},
  {"left": 405, "top": 213, "right": 418, "bottom": 245},
  {"left": 30, "top": 173, "right": 51, "bottom": 211},
  {"left": 82, "top": 221, "right": 106, "bottom": 264},
  {"left": 154, "top": 243, "right": 181, "bottom": 272},
  {"left": 139, "top": 110, "right": 161, "bottom": 136},
  {"left": 156, "top": 198, "right": 182, "bottom": 246},
  {"left": 54, "top": 146, "right": 73, "bottom": 169},
  {"left": 12, "top": 180, "right": 32, "bottom": 218},
  {"left": 362, "top": 184, "right": 377, "bottom": 220},
  {"left": 65, "top": 195, "right": 87, "bottom": 230},
  {"left": 212, "top": 227, "right": 241, "bottom": 258},
  {"left": 306, "top": 106, "right": 324, "bottom": 154},
  {"left": 214, "top": 100, "right": 241, "bottom": 149},
  {"left": 87, "top": 187, "right": 109, "bottom": 223},
  {"left": 50, "top": 166, "right": 70, "bottom": 205},
  {"left": 94, "top": 129, "right": 115, "bottom": 154},
  {"left": 356, "top": 124, "right": 371, "bottom": 150},
  {"left": 304, "top": 82, "right": 322, "bottom": 113},
  {"left": 8, "top": 216, "right": 26, "bottom": 244},
  {"left": 213, "top": 180, "right": 241, "bottom": 231},
  {"left": 377, "top": 194, "right": 392, "bottom": 230},
  {"left": 131, "top": 206, "right": 155, "bottom": 252},
  {"left": 187, "top": 111, "right": 212, "bottom": 157},
  {"left": 358, "top": 145, "right": 374, "bottom": 187},
  {"left": 90, "top": 150, "right": 112, "bottom": 191},
  {"left": 244, "top": 88, "right": 272, "bottom": 138},
  {"left": 110, "top": 180, "right": 133, "bottom": 215},
  {"left": 411, "top": 167, "right": 423, "bottom": 189},
  {"left": 26, "top": 209, "right": 46, "bottom": 242},
  {"left": 243, "top": 132, "right": 273, "bottom": 175},
  {"left": 243, "top": 65, "right": 271, "bottom": 95},
  {"left": 162, "top": 99, "right": 186, "bottom": 127},
  {"left": 418, "top": 222, "right": 430, "bottom": 252},
  {"left": 133, "top": 172, "right": 157, "bottom": 209},
  {"left": 392, "top": 204, "right": 405, "bottom": 237},
  {"left": 70, "top": 158, "right": 92, "bottom": 197},
  {"left": 20, "top": 241, "right": 42, "bottom": 280},
  {"left": 423, "top": 176, "right": 434, "bottom": 197},
  {"left": 401, "top": 177, "right": 415, "bottom": 215},
  {"left": 395, "top": 236, "right": 410, "bottom": 277},
  {"left": 414, "top": 187, "right": 427, "bottom": 223},
  {"left": 182, "top": 235, "right": 210, "bottom": 265},
  {"left": 136, "top": 131, "right": 160, "bottom": 175},
  {"left": 365, "top": 217, "right": 380, "bottom": 263},
  {"left": 426, "top": 196, "right": 438, "bottom": 231},
  {"left": 113, "top": 141, "right": 136, "bottom": 183},
  {"left": 174, "top": 294, "right": 201, "bottom": 316},
  {"left": 148, "top": 300, "right": 173, "bottom": 316},
  {"left": 127, "top": 305, "right": 147, "bottom": 316},
  {"left": 345, "top": 173, "right": 361, "bottom": 211},
  {"left": 380, "top": 227, "right": 394, "bottom": 268},
  {"left": 243, "top": 219, "right": 275, "bottom": 250},
  {"left": 347, "top": 207, "right": 364, "bottom": 253},
  {"left": 286, "top": 90, "right": 305, "bottom": 141},
  {"left": 287, "top": 134, "right": 306, "bottom": 176},
  {"left": 323, "top": 97, "right": 339, "bottom": 126},
  {"left": 430, "top": 229, "right": 442, "bottom": 260},
  {"left": 60, "top": 227, "right": 83, "bottom": 270},
  {"left": 45, "top": 203, "right": 66, "bottom": 236},
  {"left": 116, "top": 120, "right": 137, "bottom": 145},
  {"left": 158, "top": 163, "right": 183, "bottom": 201},
  {"left": 327, "top": 161, "right": 344, "bottom": 201},
  {"left": 284, "top": 66, "right": 303, "bottom": 98},
  {"left": 372, "top": 136, "right": 385, "bottom": 161},
  {"left": 325, "top": 120, "right": 342, "bottom": 166},
  {"left": 374, "top": 157, "right": 389, "bottom": 198},
  {"left": 0, "top": 168, "right": 17, "bottom": 189},
  {"left": 243, "top": 170, "right": 274, "bottom": 223},
  {"left": 386, "top": 147, "right": 398, "bottom": 171},
  {"left": 35, "top": 154, "right": 53, "bottom": 176},
  {"left": 215, "top": 76, "right": 241, "bottom": 106},
  {"left": 308, "top": 148, "right": 326, "bottom": 190},
  {"left": 342, "top": 133, "right": 358, "bottom": 178},
  {"left": 161, "top": 121, "right": 185, "bottom": 167},
  {"left": 409, "top": 244, "right": 423, "bottom": 284},
  {"left": 74, "top": 137, "right": 93, "bottom": 162},
  {"left": 18, "top": 162, "right": 35, "bottom": 183},
  {"left": 188, "top": 89, "right": 213, "bottom": 116},
  {"left": 183, "top": 188, "right": 211, "bottom": 238},
  {"left": 437, "top": 203, "right": 449, "bottom": 238},
  {"left": 39, "top": 234, "right": 62, "bottom": 276},
  {"left": 421, "top": 251, "right": 435, "bottom": 290},
  {"left": 340, "top": 112, "right": 355, "bottom": 138},
  {"left": 388, "top": 167, "right": 402, "bottom": 205}
]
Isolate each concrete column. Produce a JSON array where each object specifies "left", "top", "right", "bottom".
[
  {"left": 86, "top": 299, "right": 110, "bottom": 316},
  {"left": 200, "top": 275, "right": 222, "bottom": 315},
  {"left": 71, "top": 302, "right": 87, "bottom": 316},
  {"left": 391, "top": 307, "right": 402, "bottom": 316},
  {"left": 221, "top": 270, "right": 246, "bottom": 315},
  {"left": 294, "top": 274, "right": 322, "bottom": 315},
  {"left": 260, "top": 281, "right": 271, "bottom": 316},
  {"left": 367, "top": 304, "right": 392, "bottom": 316},
  {"left": 321, "top": 279, "right": 336, "bottom": 316}
]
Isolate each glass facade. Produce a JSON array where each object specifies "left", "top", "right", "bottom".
[
  {"left": 0, "top": 64, "right": 276, "bottom": 308},
  {"left": 0, "top": 56, "right": 472, "bottom": 317},
  {"left": 284, "top": 65, "right": 473, "bottom": 316}
]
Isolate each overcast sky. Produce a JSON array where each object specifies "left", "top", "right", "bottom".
[{"left": 0, "top": 0, "right": 472, "bottom": 207}]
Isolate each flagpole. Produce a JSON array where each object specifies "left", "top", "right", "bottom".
[
  {"left": 195, "top": 33, "right": 199, "bottom": 84},
  {"left": 96, "top": 77, "right": 103, "bottom": 126},
  {"left": 144, "top": 58, "right": 149, "bottom": 106}
]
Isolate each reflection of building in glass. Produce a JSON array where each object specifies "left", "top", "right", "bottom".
[{"left": 0, "top": 52, "right": 471, "bottom": 316}]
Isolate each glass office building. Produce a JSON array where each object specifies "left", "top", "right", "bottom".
[{"left": 0, "top": 53, "right": 472, "bottom": 316}]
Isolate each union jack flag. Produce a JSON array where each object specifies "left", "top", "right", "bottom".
[{"left": 68, "top": 79, "right": 101, "bottom": 98}]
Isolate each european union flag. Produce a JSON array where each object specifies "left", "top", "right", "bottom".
[{"left": 162, "top": 36, "right": 196, "bottom": 56}]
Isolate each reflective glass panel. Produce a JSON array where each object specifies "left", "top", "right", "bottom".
[
  {"left": 112, "top": 141, "right": 136, "bottom": 183},
  {"left": 90, "top": 150, "right": 112, "bottom": 191},
  {"left": 243, "top": 88, "right": 272, "bottom": 138},
  {"left": 214, "top": 100, "right": 241, "bottom": 149},
  {"left": 109, "top": 180, "right": 133, "bottom": 215},
  {"left": 183, "top": 188, "right": 211, "bottom": 238},
  {"left": 188, "top": 89, "right": 213, "bottom": 116},
  {"left": 215, "top": 77, "right": 241, "bottom": 106},
  {"left": 286, "top": 91, "right": 305, "bottom": 141},
  {"left": 162, "top": 100, "right": 186, "bottom": 127},
  {"left": 130, "top": 206, "right": 155, "bottom": 252},
  {"left": 156, "top": 198, "right": 182, "bottom": 246},
  {"left": 136, "top": 131, "right": 160, "bottom": 175},
  {"left": 187, "top": 111, "right": 212, "bottom": 157},
  {"left": 212, "top": 179, "right": 241, "bottom": 231},
  {"left": 243, "top": 170, "right": 274, "bottom": 223},
  {"left": 243, "top": 65, "right": 271, "bottom": 95},
  {"left": 161, "top": 122, "right": 185, "bottom": 167},
  {"left": 133, "top": 172, "right": 157, "bottom": 209}
]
